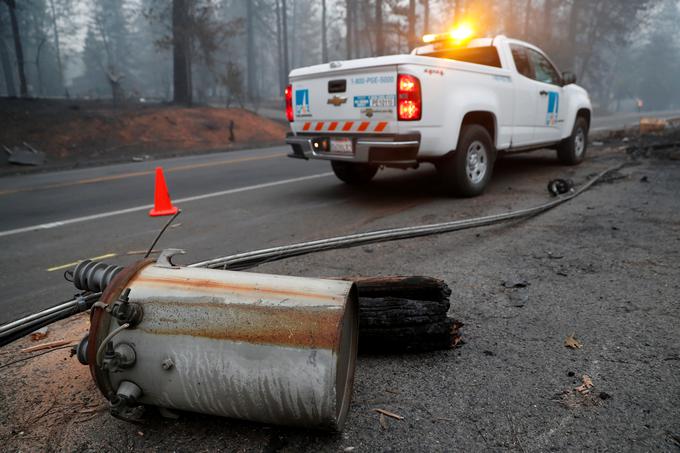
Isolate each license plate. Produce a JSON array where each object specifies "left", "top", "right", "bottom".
[{"left": 330, "top": 137, "right": 353, "bottom": 155}]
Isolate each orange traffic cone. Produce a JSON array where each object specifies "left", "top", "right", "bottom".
[{"left": 149, "top": 167, "right": 179, "bottom": 217}]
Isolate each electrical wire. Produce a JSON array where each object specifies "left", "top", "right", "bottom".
[
  {"left": 95, "top": 323, "right": 130, "bottom": 367},
  {"left": 0, "top": 164, "right": 624, "bottom": 346},
  {"left": 189, "top": 164, "right": 624, "bottom": 270},
  {"left": 144, "top": 210, "right": 182, "bottom": 258},
  {"left": 0, "top": 344, "right": 77, "bottom": 371}
]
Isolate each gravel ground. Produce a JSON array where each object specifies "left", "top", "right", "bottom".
[{"left": 1, "top": 139, "right": 679, "bottom": 452}]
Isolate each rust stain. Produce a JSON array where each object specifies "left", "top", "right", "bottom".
[
  {"left": 140, "top": 300, "right": 343, "bottom": 349},
  {"left": 134, "top": 275, "right": 341, "bottom": 302}
]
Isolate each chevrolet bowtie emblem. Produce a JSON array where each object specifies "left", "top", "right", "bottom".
[{"left": 327, "top": 96, "right": 347, "bottom": 106}]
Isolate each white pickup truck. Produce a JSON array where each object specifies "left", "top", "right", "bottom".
[{"left": 285, "top": 34, "right": 591, "bottom": 196}]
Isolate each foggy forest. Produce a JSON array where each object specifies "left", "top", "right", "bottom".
[{"left": 1, "top": 0, "right": 679, "bottom": 113}]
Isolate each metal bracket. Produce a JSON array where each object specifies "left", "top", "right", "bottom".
[{"left": 156, "top": 248, "right": 186, "bottom": 268}]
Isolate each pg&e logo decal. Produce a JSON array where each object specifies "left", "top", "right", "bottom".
[{"left": 295, "top": 89, "right": 311, "bottom": 116}]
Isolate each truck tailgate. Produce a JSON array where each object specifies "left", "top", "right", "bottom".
[{"left": 290, "top": 65, "right": 398, "bottom": 134}]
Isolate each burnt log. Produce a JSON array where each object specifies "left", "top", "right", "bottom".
[{"left": 350, "top": 276, "right": 462, "bottom": 353}]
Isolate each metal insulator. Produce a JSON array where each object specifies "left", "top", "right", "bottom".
[{"left": 73, "top": 260, "right": 123, "bottom": 292}]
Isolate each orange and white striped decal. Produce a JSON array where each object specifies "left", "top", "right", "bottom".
[{"left": 299, "top": 121, "right": 390, "bottom": 133}]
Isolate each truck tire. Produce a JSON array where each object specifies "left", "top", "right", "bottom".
[
  {"left": 438, "top": 124, "right": 495, "bottom": 197},
  {"left": 331, "top": 161, "right": 379, "bottom": 185},
  {"left": 557, "top": 116, "right": 588, "bottom": 165}
]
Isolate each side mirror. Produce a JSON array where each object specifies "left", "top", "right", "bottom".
[{"left": 562, "top": 71, "right": 577, "bottom": 86}]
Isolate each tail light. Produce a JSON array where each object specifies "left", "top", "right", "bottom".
[
  {"left": 285, "top": 84, "right": 294, "bottom": 122},
  {"left": 397, "top": 74, "right": 421, "bottom": 121}
]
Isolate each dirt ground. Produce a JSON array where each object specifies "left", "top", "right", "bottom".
[
  {"left": 0, "top": 133, "right": 679, "bottom": 452},
  {"left": 0, "top": 98, "right": 287, "bottom": 173}
]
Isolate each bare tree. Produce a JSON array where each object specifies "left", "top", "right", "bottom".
[
  {"left": 321, "top": 0, "right": 328, "bottom": 62},
  {"left": 282, "top": 0, "right": 289, "bottom": 84},
  {"left": 375, "top": 0, "right": 384, "bottom": 55},
  {"left": 422, "top": 0, "right": 429, "bottom": 34},
  {"left": 542, "top": 0, "right": 556, "bottom": 47},
  {"left": 346, "top": 0, "right": 353, "bottom": 59},
  {"left": 0, "top": 36, "right": 16, "bottom": 96},
  {"left": 246, "top": 0, "right": 256, "bottom": 100},
  {"left": 48, "top": 0, "right": 65, "bottom": 93},
  {"left": 523, "top": 0, "right": 532, "bottom": 38},
  {"left": 172, "top": 0, "right": 192, "bottom": 104},
  {"left": 407, "top": 0, "right": 416, "bottom": 49},
  {"left": 567, "top": 0, "right": 582, "bottom": 68},
  {"left": 2, "top": 0, "right": 27, "bottom": 97}
]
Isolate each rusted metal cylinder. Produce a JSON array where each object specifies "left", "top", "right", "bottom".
[{"left": 86, "top": 258, "right": 359, "bottom": 430}]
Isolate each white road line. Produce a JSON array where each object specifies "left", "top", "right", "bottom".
[{"left": 0, "top": 172, "right": 333, "bottom": 238}]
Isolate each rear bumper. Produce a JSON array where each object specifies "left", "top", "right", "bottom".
[{"left": 286, "top": 133, "right": 420, "bottom": 165}]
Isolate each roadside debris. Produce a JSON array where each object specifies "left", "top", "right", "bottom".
[
  {"left": 21, "top": 339, "right": 73, "bottom": 353},
  {"left": 575, "top": 374, "right": 594, "bottom": 394},
  {"left": 353, "top": 276, "right": 462, "bottom": 353},
  {"left": 564, "top": 334, "right": 583, "bottom": 349},
  {"left": 555, "top": 374, "right": 606, "bottom": 409},
  {"left": 548, "top": 178, "right": 575, "bottom": 196},
  {"left": 373, "top": 408, "right": 404, "bottom": 423},
  {"left": 379, "top": 413, "right": 388, "bottom": 430},
  {"left": 373, "top": 408, "right": 403, "bottom": 430},
  {"left": 502, "top": 279, "right": 529, "bottom": 289},
  {"left": 640, "top": 117, "right": 667, "bottom": 135},
  {"left": 131, "top": 155, "right": 151, "bottom": 162},
  {"left": 30, "top": 327, "right": 49, "bottom": 341},
  {"left": 3, "top": 142, "right": 46, "bottom": 166}
]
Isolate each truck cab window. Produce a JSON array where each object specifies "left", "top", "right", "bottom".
[
  {"left": 420, "top": 46, "right": 502, "bottom": 68},
  {"left": 526, "top": 49, "right": 561, "bottom": 85},
  {"left": 510, "top": 45, "right": 532, "bottom": 79}
]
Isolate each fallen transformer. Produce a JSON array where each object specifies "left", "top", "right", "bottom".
[{"left": 72, "top": 250, "right": 359, "bottom": 431}]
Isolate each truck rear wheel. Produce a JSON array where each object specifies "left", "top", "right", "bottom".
[
  {"left": 331, "top": 161, "right": 379, "bottom": 185},
  {"left": 557, "top": 116, "right": 588, "bottom": 165},
  {"left": 438, "top": 124, "right": 495, "bottom": 197}
]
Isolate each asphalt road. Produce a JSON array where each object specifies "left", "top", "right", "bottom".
[
  {"left": 1, "top": 115, "right": 679, "bottom": 451},
  {"left": 0, "top": 110, "right": 679, "bottom": 325}
]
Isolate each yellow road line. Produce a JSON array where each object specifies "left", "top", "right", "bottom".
[
  {"left": 46, "top": 252, "right": 118, "bottom": 272},
  {"left": 0, "top": 152, "right": 286, "bottom": 197}
]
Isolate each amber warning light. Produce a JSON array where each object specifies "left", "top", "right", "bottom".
[{"left": 423, "top": 23, "right": 474, "bottom": 45}]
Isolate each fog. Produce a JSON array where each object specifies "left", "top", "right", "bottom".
[{"left": 1, "top": 0, "right": 678, "bottom": 112}]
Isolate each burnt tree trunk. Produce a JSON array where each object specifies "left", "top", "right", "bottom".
[
  {"left": 345, "top": 0, "right": 353, "bottom": 59},
  {"left": 246, "top": 0, "right": 255, "bottom": 101},
  {"left": 321, "top": 0, "right": 328, "bottom": 62},
  {"left": 0, "top": 36, "right": 16, "bottom": 97},
  {"left": 407, "top": 0, "right": 417, "bottom": 50},
  {"left": 351, "top": 276, "right": 462, "bottom": 353},
  {"left": 172, "top": 0, "right": 192, "bottom": 105},
  {"left": 3, "top": 0, "right": 27, "bottom": 97},
  {"left": 422, "top": 0, "right": 429, "bottom": 36},
  {"left": 375, "top": 0, "right": 384, "bottom": 55},
  {"left": 281, "top": 0, "right": 289, "bottom": 87},
  {"left": 48, "top": 0, "right": 64, "bottom": 94}
]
